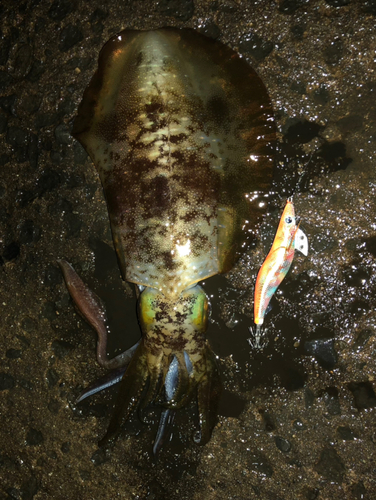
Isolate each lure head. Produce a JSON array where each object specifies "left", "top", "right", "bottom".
[{"left": 271, "top": 198, "right": 297, "bottom": 253}]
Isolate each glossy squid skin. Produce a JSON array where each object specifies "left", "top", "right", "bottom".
[{"left": 64, "top": 28, "right": 275, "bottom": 450}]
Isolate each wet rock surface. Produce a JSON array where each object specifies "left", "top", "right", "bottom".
[{"left": 1, "top": 1, "right": 376, "bottom": 499}]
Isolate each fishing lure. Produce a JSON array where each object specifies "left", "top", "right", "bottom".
[{"left": 250, "top": 198, "right": 308, "bottom": 348}]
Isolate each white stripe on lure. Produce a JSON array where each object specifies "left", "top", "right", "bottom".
[{"left": 249, "top": 198, "right": 308, "bottom": 349}]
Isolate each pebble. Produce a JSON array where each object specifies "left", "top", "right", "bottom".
[
  {"left": 26, "top": 428, "right": 44, "bottom": 446},
  {"left": 59, "top": 24, "right": 84, "bottom": 52},
  {"left": 314, "top": 447, "right": 345, "bottom": 482},
  {"left": 304, "top": 338, "right": 338, "bottom": 370},
  {"left": 348, "top": 381, "right": 376, "bottom": 410},
  {"left": 0, "top": 372, "right": 15, "bottom": 390},
  {"left": 238, "top": 33, "right": 274, "bottom": 62},
  {"left": 158, "top": 0, "right": 194, "bottom": 21},
  {"left": 275, "top": 436, "right": 291, "bottom": 453}
]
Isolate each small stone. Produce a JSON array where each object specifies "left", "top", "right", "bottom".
[
  {"left": 304, "top": 338, "right": 338, "bottom": 370},
  {"left": 275, "top": 436, "right": 291, "bottom": 452},
  {"left": 91, "top": 448, "right": 107, "bottom": 466},
  {"left": 314, "top": 447, "right": 345, "bottom": 482},
  {"left": 6, "top": 349, "right": 22, "bottom": 359},
  {"left": 18, "top": 220, "right": 41, "bottom": 245},
  {"left": 46, "top": 368, "right": 59, "bottom": 387},
  {"left": 3, "top": 242, "right": 20, "bottom": 262},
  {"left": 323, "top": 39, "right": 344, "bottom": 65},
  {"left": 239, "top": 33, "right": 274, "bottom": 61},
  {"left": 0, "top": 372, "right": 15, "bottom": 390},
  {"left": 348, "top": 381, "right": 376, "bottom": 410},
  {"left": 48, "top": 0, "right": 75, "bottom": 21},
  {"left": 336, "top": 426, "right": 357, "bottom": 441},
  {"left": 26, "top": 428, "right": 44, "bottom": 446},
  {"left": 322, "top": 386, "right": 341, "bottom": 415},
  {"left": 48, "top": 399, "right": 61, "bottom": 414},
  {"left": 44, "top": 265, "right": 63, "bottom": 287},
  {"left": 14, "top": 44, "right": 33, "bottom": 78},
  {"left": 293, "top": 419, "right": 306, "bottom": 431},
  {"left": 59, "top": 24, "right": 84, "bottom": 52},
  {"left": 54, "top": 123, "right": 71, "bottom": 144},
  {"left": 158, "top": 0, "right": 194, "bottom": 21},
  {"left": 61, "top": 441, "right": 70, "bottom": 453},
  {"left": 51, "top": 340, "right": 74, "bottom": 359}
]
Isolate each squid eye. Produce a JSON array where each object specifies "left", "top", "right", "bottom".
[{"left": 285, "top": 216, "right": 293, "bottom": 224}]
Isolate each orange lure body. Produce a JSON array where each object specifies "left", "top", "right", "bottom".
[{"left": 251, "top": 199, "right": 308, "bottom": 348}]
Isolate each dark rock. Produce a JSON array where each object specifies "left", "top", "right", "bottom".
[
  {"left": 304, "top": 339, "right": 338, "bottom": 370},
  {"left": 284, "top": 119, "right": 322, "bottom": 145},
  {"left": 48, "top": 0, "right": 75, "bottom": 21},
  {"left": 21, "top": 316, "right": 37, "bottom": 333},
  {"left": 0, "top": 372, "right": 15, "bottom": 390},
  {"left": 25, "top": 428, "right": 44, "bottom": 446},
  {"left": 26, "top": 60, "right": 46, "bottom": 83},
  {"left": 259, "top": 410, "right": 275, "bottom": 432},
  {"left": 5, "top": 126, "right": 38, "bottom": 166},
  {"left": 0, "top": 109, "right": 7, "bottom": 133},
  {"left": 313, "top": 84, "right": 330, "bottom": 105},
  {"left": 18, "top": 220, "right": 41, "bottom": 244},
  {"left": 350, "top": 481, "right": 367, "bottom": 499},
  {"left": 0, "top": 70, "right": 13, "bottom": 90},
  {"left": 0, "top": 35, "right": 11, "bottom": 65},
  {"left": 304, "top": 388, "right": 315, "bottom": 408},
  {"left": 6, "top": 349, "right": 22, "bottom": 359},
  {"left": 319, "top": 141, "right": 352, "bottom": 171},
  {"left": 342, "top": 264, "right": 370, "bottom": 287},
  {"left": 158, "top": 0, "right": 194, "bottom": 21},
  {"left": 293, "top": 419, "right": 306, "bottom": 431},
  {"left": 20, "top": 474, "right": 39, "bottom": 500},
  {"left": 18, "top": 379, "right": 34, "bottom": 391},
  {"left": 61, "top": 441, "right": 70, "bottom": 453},
  {"left": 57, "top": 97, "right": 75, "bottom": 117},
  {"left": 46, "top": 368, "right": 60, "bottom": 387},
  {"left": 218, "top": 390, "right": 245, "bottom": 418},
  {"left": 348, "top": 381, "right": 376, "bottom": 410},
  {"left": 325, "top": 0, "right": 350, "bottom": 5},
  {"left": 41, "top": 301, "right": 57, "bottom": 321},
  {"left": 304, "top": 487, "right": 319, "bottom": 500},
  {"left": 337, "top": 114, "right": 363, "bottom": 133},
  {"left": 0, "top": 94, "right": 17, "bottom": 113},
  {"left": 35, "top": 111, "right": 57, "bottom": 129},
  {"left": 197, "top": 21, "right": 221, "bottom": 40},
  {"left": 279, "top": 0, "right": 308, "bottom": 14},
  {"left": 314, "top": 447, "right": 345, "bottom": 482},
  {"left": 322, "top": 386, "right": 341, "bottom": 415},
  {"left": 323, "top": 39, "right": 344, "bottom": 65},
  {"left": 65, "top": 212, "right": 83, "bottom": 236},
  {"left": 291, "top": 24, "right": 305, "bottom": 40},
  {"left": 44, "top": 265, "right": 63, "bottom": 287},
  {"left": 51, "top": 340, "right": 74, "bottom": 359},
  {"left": 91, "top": 448, "right": 107, "bottom": 466},
  {"left": 54, "top": 123, "right": 71, "bottom": 144},
  {"left": 14, "top": 44, "right": 33, "bottom": 78},
  {"left": 336, "top": 426, "right": 357, "bottom": 440},
  {"left": 48, "top": 398, "right": 61, "bottom": 414},
  {"left": 59, "top": 24, "right": 83, "bottom": 52},
  {"left": 364, "top": 234, "right": 376, "bottom": 257},
  {"left": 275, "top": 436, "right": 291, "bottom": 452},
  {"left": 310, "top": 232, "right": 338, "bottom": 253},
  {"left": 239, "top": 33, "right": 274, "bottom": 61},
  {"left": 37, "top": 168, "right": 62, "bottom": 195},
  {"left": 18, "top": 93, "right": 42, "bottom": 116},
  {"left": 73, "top": 141, "right": 88, "bottom": 164},
  {"left": 353, "top": 328, "right": 372, "bottom": 350},
  {"left": 90, "top": 8, "right": 108, "bottom": 24},
  {"left": 3, "top": 242, "right": 20, "bottom": 262}
]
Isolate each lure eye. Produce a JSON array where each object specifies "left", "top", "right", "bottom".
[{"left": 285, "top": 216, "right": 293, "bottom": 224}]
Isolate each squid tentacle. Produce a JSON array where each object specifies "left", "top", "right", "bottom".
[
  {"left": 58, "top": 259, "right": 137, "bottom": 370},
  {"left": 194, "top": 346, "right": 222, "bottom": 445},
  {"left": 99, "top": 341, "right": 149, "bottom": 447}
]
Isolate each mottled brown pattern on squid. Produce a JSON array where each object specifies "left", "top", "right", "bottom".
[{"left": 73, "top": 28, "right": 275, "bottom": 299}]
